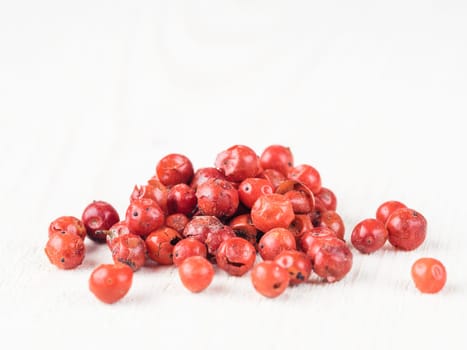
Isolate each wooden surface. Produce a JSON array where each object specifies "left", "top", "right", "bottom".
[{"left": 1, "top": 1, "right": 466, "bottom": 349}]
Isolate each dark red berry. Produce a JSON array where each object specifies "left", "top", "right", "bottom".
[
  {"left": 82, "top": 200, "right": 120, "bottom": 243},
  {"left": 167, "top": 183, "right": 197, "bottom": 216},
  {"left": 315, "top": 187, "right": 337, "bottom": 211}
]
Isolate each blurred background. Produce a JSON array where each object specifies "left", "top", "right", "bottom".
[
  {"left": 2, "top": 1, "right": 466, "bottom": 216},
  {"left": 1, "top": 1, "right": 466, "bottom": 349}
]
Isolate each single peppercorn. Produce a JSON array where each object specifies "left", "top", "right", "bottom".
[
  {"left": 82, "top": 200, "right": 120, "bottom": 243},
  {"left": 251, "top": 261, "right": 290, "bottom": 298},
  {"left": 196, "top": 178, "right": 239, "bottom": 218},
  {"left": 250, "top": 193, "right": 295, "bottom": 233},
  {"left": 411, "top": 257, "right": 447, "bottom": 293},
  {"left": 45, "top": 232, "right": 85, "bottom": 269},
  {"left": 215, "top": 145, "right": 260, "bottom": 182},
  {"left": 351, "top": 218, "right": 388, "bottom": 254},
  {"left": 258, "top": 227, "right": 296, "bottom": 261},
  {"left": 386, "top": 207, "right": 427, "bottom": 251},
  {"left": 156, "top": 153, "right": 194, "bottom": 187},
  {"left": 178, "top": 256, "right": 215, "bottom": 293},
  {"left": 216, "top": 237, "right": 256, "bottom": 276}
]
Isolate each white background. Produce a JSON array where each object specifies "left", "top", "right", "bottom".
[{"left": 1, "top": 1, "right": 466, "bottom": 349}]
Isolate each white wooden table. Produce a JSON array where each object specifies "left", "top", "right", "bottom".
[{"left": 1, "top": 1, "right": 466, "bottom": 349}]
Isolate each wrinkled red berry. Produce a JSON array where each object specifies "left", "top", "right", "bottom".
[
  {"left": 182, "top": 216, "right": 235, "bottom": 258},
  {"left": 311, "top": 237, "right": 353, "bottom": 282},
  {"left": 250, "top": 194, "right": 294, "bottom": 233},
  {"left": 183, "top": 216, "right": 221, "bottom": 242},
  {"left": 216, "top": 237, "right": 256, "bottom": 276},
  {"left": 45, "top": 232, "right": 85, "bottom": 269},
  {"left": 109, "top": 233, "right": 146, "bottom": 271},
  {"left": 205, "top": 225, "right": 236, "bottom": 259},
  {"left": 196, "top": 178, "right": 239, "bottom": 218},
  {"left": 105, "top": 221, "right": 131, "bottom": 247},
  {"left": 48, "top": 216, "right": 86, "bottom": 240},
  {"left": 131, "top": 181, "right": 168, "bottom": 215},
  {"left": 145, "top": 227, "right": 181, "bottom": 265}
]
